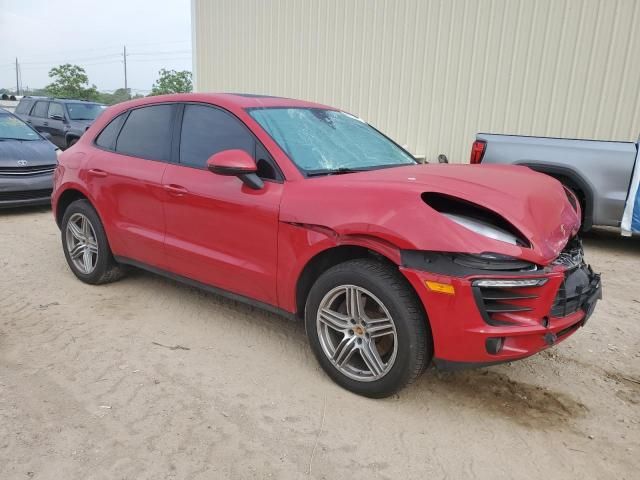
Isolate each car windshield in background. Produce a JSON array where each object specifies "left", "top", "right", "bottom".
[
  {"left": 248, "top": 108, "right": 416, "bottom": 175},
  {"left": 65, "top": 103, "right": 103, "bottom": 120},
  {"left": 0, "top": 114, "right": 40, "bottom": 141}
]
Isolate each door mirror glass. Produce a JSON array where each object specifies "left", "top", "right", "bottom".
[{"left": 207, "top": 149, "right": 263, "bottom": 190}]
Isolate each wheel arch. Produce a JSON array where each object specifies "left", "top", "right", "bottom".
[
  {"left": 293, "top": 240, "right": 430, "bottom": 330},
  {"left": 294, "top": 245, "right": 395, "bottom": 319},
  {"left": 65, "top": 133, "right": 80, "bottom": 147},
  {"left": 55, "top": 188, "right": 90, "bottom": 227}
]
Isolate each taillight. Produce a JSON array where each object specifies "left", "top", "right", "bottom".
[{"left": 470, "top": 140, "right": 486, "bottom": 164}]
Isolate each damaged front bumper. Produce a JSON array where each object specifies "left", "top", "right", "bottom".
[{"left": 399, "top": 240, "right": 602, "bottom": 369}]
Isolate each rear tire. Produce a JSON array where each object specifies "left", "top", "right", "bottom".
[
  {"left": 305, "top": 259, "right": 431, "bottom": 398},
  {"left": 61, "top": 199, "right": 124, "bottom": 284}
]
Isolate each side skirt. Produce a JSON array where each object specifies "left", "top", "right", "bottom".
[{"left": 114, "top": 256, "right": 297, "bottom": 321}]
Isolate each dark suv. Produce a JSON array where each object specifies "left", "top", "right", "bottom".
[{"left": 15, "top": 96, "right": 105, "bottom": 150}]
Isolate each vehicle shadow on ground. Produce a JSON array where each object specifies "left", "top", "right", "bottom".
[
  {"left": 582, "top": 226, "right": 639, "bottom": 254},
  {"left": 0, "top": 205, "right": 51, "bottom": 218}
]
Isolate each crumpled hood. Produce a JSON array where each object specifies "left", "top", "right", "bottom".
[
  {"left": 0, "top": 139, "right": 57, "bottom": 166},
  {"left": 280, "top": 164, "right": 580, "bottom": 265}
]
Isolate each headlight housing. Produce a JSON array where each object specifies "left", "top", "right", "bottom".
[
  {"left": 443, "top": 213, "right": 520, "bottom": 245},
  {"left": 422, "top": 192, "right": 530, "bottom": 247}
]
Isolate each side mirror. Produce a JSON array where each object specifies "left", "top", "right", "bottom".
[
  {"left": 206, "top": 149, "right": 264, "bottom": 190},
  {"left": 50, "top": 114, "right": 64, "bottom": 121}
]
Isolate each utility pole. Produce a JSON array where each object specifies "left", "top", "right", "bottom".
[
  {"left": 123, "top": 45, "right": 129, "bottom": 98},
  {"left": 15, "top": 57, "right": 19, "bottom": 96}
]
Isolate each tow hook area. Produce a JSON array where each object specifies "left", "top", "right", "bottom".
[{"left": 544, "top": 332, "right": 557, "bottom": 346}]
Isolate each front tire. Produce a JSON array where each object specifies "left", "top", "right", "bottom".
[
  {"left": 61, "top": 199, "right": 124, "bottom": 284},
  {"left": 305, "top": 259, "right": 431, "bottom": 398}
]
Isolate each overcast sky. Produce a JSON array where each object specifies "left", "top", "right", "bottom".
[{"left": 0, "top": 0, "right": 192, "bottom": 94}]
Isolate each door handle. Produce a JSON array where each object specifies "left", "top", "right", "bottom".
[
  {"left": 87, "top": 168, "right": 108, "bottom": 178},
  {"left": 43, "top": 121, "right": 48, "bottom": 126},
  {"left": 163, "top": 184, "right": 188, "bottom": 196},
  {"left": 26, "top": 120, "right": 31, "bottom": 124}
]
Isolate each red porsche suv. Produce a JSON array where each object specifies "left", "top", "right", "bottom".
[{"left": 52, "top": 93, "right": 601, "bottom": 397}]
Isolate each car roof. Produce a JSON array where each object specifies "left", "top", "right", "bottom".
[
  {"left": 20, "top": 96, "right": 103, "bottom": 105},
  {"left": 109, "top": 92, "right": 337, "bottom": 112}
]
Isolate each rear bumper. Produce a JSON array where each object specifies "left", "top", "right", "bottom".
[
  {"left": 0, "top": 174, "right": 53, "bottom": 208},
  {"left": 400, "top": 259, "right": 602, "bottom": 368}
]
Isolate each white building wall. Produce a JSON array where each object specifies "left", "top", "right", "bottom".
[{"left": 192, "top": 0, "right": 640, "bottom": 163}]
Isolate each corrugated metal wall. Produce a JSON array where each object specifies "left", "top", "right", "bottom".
[{"left": 192, "top": 0, "right": 640, "bottom": 163}]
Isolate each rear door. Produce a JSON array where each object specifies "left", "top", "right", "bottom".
[
  {"left": 161, "top": 103, "right": 283, "bottom": 305},
  {"left": 46, "top": 102, "right": 66, "bottom": 148},
  {"left": 14, "top": 99, "right": 34, "bottom": 122},
  {"left": 89, "top": 104, "right": 176, "bottom": 268},
  {"left": 29, "top": 101, "right": 49, "bottom": 133}
]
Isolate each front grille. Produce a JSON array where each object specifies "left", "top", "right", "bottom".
[
  {"left": 0, "top": 189, "right": 52, "bottom": 201},
  {"left": 473, "top": 285, "right": 540, "bottom": 326},
  {"left": 0, "top": 165, "right": 56, "bottom": 176},
  {"left": 550, "top": 264, "right": 600, "bottom": 317}
]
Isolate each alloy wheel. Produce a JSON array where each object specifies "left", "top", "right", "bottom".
[
  {"left": 65, "top": 212, "right": 99, "bottom": 274},
  {"left": 316, "top": 285, "right": 398, "bottom": 382}
]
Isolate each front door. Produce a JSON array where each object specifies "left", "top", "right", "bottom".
[{"left": 162, "top": 103, "right": 283, "bottom": 306}]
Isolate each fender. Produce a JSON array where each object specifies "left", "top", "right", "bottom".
[
  {"left": 277, "top": 222, "right": 403, "bottom": 313},
  {"left": 515, "top": 162, "right": 595, "bottom": 230},
  {"left": 53, "top": 181, "right": 117, "bottom": 248}
]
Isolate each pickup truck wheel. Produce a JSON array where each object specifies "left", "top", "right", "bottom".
[
  {"left": 61, "top": 199, "right": 124, "bottom": 284},
  {"left": 305, "top": 259, "right": 430, "bottom": 398},
  {"left": 67, "top": 137, "right": 78, "bottom": 148}
]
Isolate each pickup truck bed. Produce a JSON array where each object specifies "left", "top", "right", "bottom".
[{"left": 475, "top": 133, "right": 639, "bottom": 231}]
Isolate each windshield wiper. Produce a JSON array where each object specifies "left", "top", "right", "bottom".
[
  {"left": 0, "top": 137, "right": 37, "bottom": 141},
  {"left": 305, "top": 167, "right": 370, "bottom": 177}
]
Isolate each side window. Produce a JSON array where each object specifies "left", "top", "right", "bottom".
[
  {"left": 179, "top": 105, "right": 255, "bottom": 169},
  {"left": 115, "top": 105, "right": 174, "bottom": 161},
  {"left": 48, "top": 103, "right": 64, "bottom": 119},
  {"left": 95, "top": 114, "right": 126, "bottom": 150},
  {"left": 15, "top": 100, "right": 33, "bottom": 115},
  {"left": 31, "top": 101, "right": 49, "bottom": 118}
]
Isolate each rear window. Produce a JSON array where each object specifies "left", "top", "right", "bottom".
[
  {"left": 15, "top": 99, "right": 34, "bottom": 115},
  {"left": 115, "top": 105, "right": 174, "bottom": 161},
  {"left": 31, "top": 101, "right": 49, "bottom": 118},
  {"left": 95, "top": 114, "right": 126, "bottom": 150}
]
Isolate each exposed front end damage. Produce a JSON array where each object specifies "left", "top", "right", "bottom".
[
  {"left": 400, "top": 238, "right": 602, "bottom": 368},
  {"left": 280, "top": 163, "right": 600, "bottom": 368}
]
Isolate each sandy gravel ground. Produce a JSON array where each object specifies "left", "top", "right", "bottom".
[{"left": 0, "top": 207, "right": 638, "bottom": 480}]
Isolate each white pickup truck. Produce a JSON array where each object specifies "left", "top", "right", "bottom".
[{"left": 472, "top": 134, "right": 640, "bottom": 235}]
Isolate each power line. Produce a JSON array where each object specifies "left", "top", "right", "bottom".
[
  {"left": 128, "top": 49, "right": 192, "bottom": 56},
  {"left": 13, "top": 40, "right": 191, "bottom": 63},
  {"left": 21, "top": 53, "right": 123, "bottom": 66}
]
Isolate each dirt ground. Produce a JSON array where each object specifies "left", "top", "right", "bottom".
[{"left": 0, "top": 207, "right": 638, "bottom": 480}]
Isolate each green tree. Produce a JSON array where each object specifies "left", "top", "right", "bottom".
[
  {"left": 150, "top": 69, "right": 193, "bottom": 95},
  {"left": 45, "top": 64, "right": 99, "bottom": 100}
]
